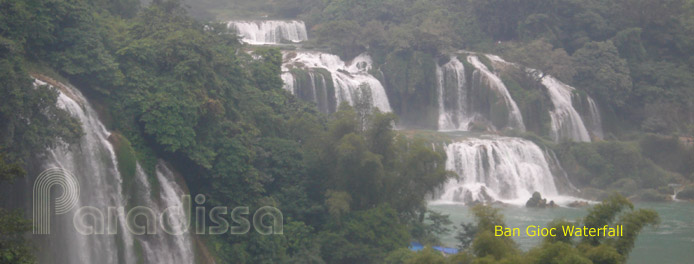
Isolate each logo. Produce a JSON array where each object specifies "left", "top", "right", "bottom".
[
  {"left": 32, "top": 168, "right": 282, "bottom": 236},
  {"left": 33, "top": 168, "right": 80, "bottom": 234}
]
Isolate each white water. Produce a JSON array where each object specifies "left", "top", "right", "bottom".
[
  {"left": 467, "top": 56, "right": 525, "bottom": 131},
  {"left": 37, "top": 79, "right": 136, "bottom": 264},
  {"left": 282, "top": 51, "right": 392, "bottom": 113},
  {"left": 435, "top": 137, "right": 559, "bottom": 205},
  {"left": 488, "top": 54, "right": 603, "bottom": 139},
  {"left": 35, "top": 79, "right": 194, "bottom": 264},
  {"left": 437, "top": 56, "right": 474, "bottom": 130},
  {"left": 541, "top": 75, "right": 591, "bottom": 142},
  {"left": 228, "top": 20, "right": 308, "bottom": 45},
  {"left": 281, "top": 72, "right": 295, "bottom": 93},
  {"left": 133, "top": 163, "right": 195, "bottom": 264},
  {"left": 586, "top": 97, "right": 604, "bottom": 139}
]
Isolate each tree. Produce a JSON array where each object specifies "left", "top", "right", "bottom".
[
  {"left": 456, "top": 205, "right": 517, "bottom": 259},
  {"left": 612, "top": 209, "right": 659, "bottom": 256},
  {"left": 313, "top": 20, "right": 363, "bottom": 59},
  {"left": 325, "top": 190, "right": 351, "bottom": 223},
  {"left": 405, "top": 247, "right": 446, "bottom": 264},
  {"left": 504, "top": 39, "right": 576, "bottom": 83},
  {"left": 573, "top": 41, "right": 633, "bottom": 110},
  {"left": 0, "top": 153, "right": 34, "bottom": 264}
]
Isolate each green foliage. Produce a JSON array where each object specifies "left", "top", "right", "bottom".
[
  {"left": 501, "top": 39, "right": 576, "bottom": 83},
  {"left": 555, "top": 140, "right": 677, "bottom": 195},
  {"left": 110, "top": 133, "right": 138, "bottom": 196},
  {"left": 612, "top": 28, "right": 647, "bottom": 62},
  {"left": 573, "top": 41, "right": 632, "bottom": 110},
  {"left": 639, "top": 134, "right": 694, "bottom": 178},
  {"left": 325, "top": 190, "right": 351, "bottom": 222},
  {"left": 0, "top": 57, "right": 82, "bottom": 163},
  {"left": 265, "top": 0, "right": 694, "bottom": 136},
  {"left": 544, "top": 220, "right": 576, "bottom": 244},
  {"left": 406, "top": 247, "right": 446, "bottom": 264},
  {"left": 0, "top": 208, "right": 34, "bottom": 264},
  {"left": 0, "top": 153, "right": 34, "bottom": 263},
  {"left": 1, "top": 0, "right": 681, "bottom": 262},
  {"left": 0, "top": 152, "right": 24, "bottom": 183},
  {"left": 472, "top": 231, "right": 516, "bottom": 260},
  {"left": 320, "top": 205, "right": 410, "bottom": 264},
  {"left": 526, "top": 241, "right": 592, "bottom": 264},
  {"left": 381, "top": 50, "right": 438, "bottom": 128},
  {"left": 313, "top": 20, "right": 363, "bottom": 59},
  {"left": 582, "top": 244, "right": 622, "bottom": 264},
  {"left": 582, "top": 194, "right": 633, "bottom": 245},
  {"left": 499, "top": 67, "right": 552, "bottom": 137},
  {"left": 676, "top": 185, "right": 694, "bottom": 200},
  {"left": 612, "top": 209, "right": 659, "bottom": 256},
  {"left": 384, "top": 247, "right": 415, "bottom": 264}
]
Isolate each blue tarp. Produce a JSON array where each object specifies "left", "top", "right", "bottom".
[
  {"left": 409, "top": 242, "right": 459, "bottom": 255},
  {"left": 409, "top": 242, "right": 424, "bottom": 252},
  {"left": 432, "top": 246, "right": 459, "bottom": 255}
]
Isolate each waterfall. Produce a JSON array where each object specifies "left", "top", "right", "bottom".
[
  {"left": 282, "top": 51, "right": 392, "bottom": 113},
  {"left": 437, "top": 56, "right": 473, "bottom": 131},
  {"left": 541, "top": 75, "right": 591, "bottom": 142},
  {"left": 281, "top": 72, "right": 295, "bottom": 93},
  {"left": 227, "top": 20, "right": 308, "bottom": 45},
  {"left": 488, "top": 53, "right": 603, "bottom": 140},
  {"left": 586, "top": 97, "right": 604, "bottom": 139},
  {"left": 34, "top": 79, "right": 194, "bottom": 264},
  {"left": 37, "top": 79, "right": 136, "bottom": 264},
  {"left": 134, "top": 163, "right": 195, "bottom": 264},
  {"left": 467, "top": 56, "right": 525, "bottom": 131},
  {"left": 435, "top": 137, "right": 558, "bottom": 204}
]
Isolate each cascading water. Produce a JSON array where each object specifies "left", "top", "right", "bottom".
[
  {"left": 130, "top": 163, "right": 195, "bottom": 264},
  {"left": 467, "top": 56, "right": 526, "bottom": 131},
  {"left": 227, "top": 20, "right": 308, "bottom": 45},
  {"left": 36, "top": 79, "right": 136, "bottom": 264},
  {"left": 541, "top": 75, "right": 591, "bottom": 142},
  {"left": 586, "top": 97, "right": 604, "bottom": 139},
  {"left": 435, "top": 137, "right": 558, "bottom": 204},
  {"left": 282, "top": 51, "right": 392, "bottom": 113},
  {"left": 281, "top": 72, "right": 295, "bottom": 93},
  {"left": 437, "top": 56, "right": 474, "bottom": 130},
  {"left": 488, "top": 53, "right": 603, "bottom": 140},
  {"left": 34, "top": 79, "right": 194, "bottom": 264}
]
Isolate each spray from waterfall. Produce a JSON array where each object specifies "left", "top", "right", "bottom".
[
  {"left": 34, "top": 78, "right": 195, "bottom": 264},
  {"left": 541, "top": 75, "right": 591, "bottom": 142},
  {"left": 437, "top": 56, "right": 474, "bottom": 130},
  {"left": 435, "top": 137, "right": 559, "bottom": 205},
  {"left": 586, "top": 97, "right": 604, "bottom": 139},
  {"left": 487, "top": 54, "right": 603, "bottom": 141},
  {"left": 282, "top": 51, "right": 392, "bottom": 113},
  {"left": 467, "top": 56, "right": 526, "bottom": 131}
]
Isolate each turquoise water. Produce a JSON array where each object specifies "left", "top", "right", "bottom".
[{"left": 428, "top": 202, "right": 694, "bottom": 263}]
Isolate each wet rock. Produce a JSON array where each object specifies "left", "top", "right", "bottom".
[{"left": 526, "top": 192, "right": 556, "bottom": 208}]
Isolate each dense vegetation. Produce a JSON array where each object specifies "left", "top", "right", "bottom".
[
  {"left": 246, "top": 0, "right": 694, "bottom": 199},
  {"left": 0, "top": 0, "right": 449, "bottom": 263},
  {"left": 188, "top": 0, "right": 694, "bottom": 135},
  {"left": 0, "top": 0, "right": 684, "bottom": 263}
]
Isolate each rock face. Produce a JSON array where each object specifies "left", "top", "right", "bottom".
[
  {"left": 676, "top": 185, "right": 694, "bottom": 200},
  {"left": 525, "top": 192, "right": 556, "bottom": 208}
]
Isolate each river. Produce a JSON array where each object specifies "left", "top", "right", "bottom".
[{"left": 429, "top": 201, "right": 694, "bottom": 263}]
